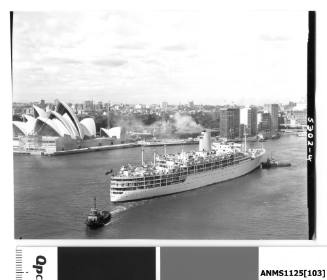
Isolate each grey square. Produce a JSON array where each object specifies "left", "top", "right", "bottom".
[{"left": 161, "top": 247, "right": 258, "bottom": 280}]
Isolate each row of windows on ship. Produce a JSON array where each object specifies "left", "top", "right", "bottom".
[
  {"left": 111, "top": 174, "right": 187, "bottom": 193},
  {"left": 111, "top": 156, "right": 250, "bottom": 193}
]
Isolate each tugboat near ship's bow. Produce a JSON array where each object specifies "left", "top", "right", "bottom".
[{"left": 85, "top": 197, "right": 111, "bottom": 229}]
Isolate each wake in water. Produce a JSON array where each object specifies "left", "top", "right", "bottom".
[
  {"left": 112, "top": 200, "right": 148, "bottom": 214},
  {"left": 108, "top": 200, "right": 150, "bottom": 222},
  {"left": 110, "top": 205, "right": 128, "bottom": 216}
]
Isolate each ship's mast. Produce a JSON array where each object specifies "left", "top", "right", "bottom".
[
  {"left": 107, "top": 103, "right": 111, "bottom": 130},
  {"left": 164, "top": 144, "right": 167, "bottom": 155},
  {"left": 141, "top": 146, "right": 144, "bottom": 166},
  {"left": 243, "top": 125, "right": 247, "bottom": 152},
  {"left": 94, "top": 197, "right": 96, "bottom": 209}
]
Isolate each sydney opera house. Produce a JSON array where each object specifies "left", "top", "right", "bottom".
[
  {"left": 13, "top": 100, "right": 98, "bottom": 139},
  {"left": 13, "top": 100, "right": 125, "bottom": 155}
]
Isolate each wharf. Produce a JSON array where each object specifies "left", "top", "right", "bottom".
[
  {"left": 13, "top": 139, "right": 199, "bottom": 156},
  {"left": 13, "top": 150, "right": 32, "bottom": 155},
  {"left": 138, "top": 140, "right": 198, "bottom": 147},
  {"left": 48, "top": 143, "right": 140, "bottom": 156},
  {"left": 13, "top": 143, "right": 141, "bottom": 156}
]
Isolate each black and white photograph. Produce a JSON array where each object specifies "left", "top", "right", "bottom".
[{"left": 12, "top": 10, "right": 310, "bottom": 239}]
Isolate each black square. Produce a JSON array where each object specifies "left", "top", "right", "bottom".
[{"left": 58, "top": 247, "right": 155, "bottom": 280}]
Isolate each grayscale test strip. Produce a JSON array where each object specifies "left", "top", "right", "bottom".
[
  {"left": 16, "top": 246, "right": 258, "bottom": 280},
  {"left": 16, "top": 247, "right": 155, "bottom": 280},
  {"left": 16, "top": 248, "right": 23, "bottom": 280},
  {"left": 16, "top": 247, "right": 327, "bottom": 280},
  {"left": 15, "top": 247, "right": 58, "bottom": 280}
]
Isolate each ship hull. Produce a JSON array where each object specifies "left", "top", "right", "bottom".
[{"left": 110, "top": 153, "right": 264, "bottom": 202}]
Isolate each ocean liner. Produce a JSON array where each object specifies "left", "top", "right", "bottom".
[{"left": 109, "top": 131, "right": 265, "bottom": 202}]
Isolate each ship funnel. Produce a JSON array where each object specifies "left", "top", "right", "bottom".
[{"left": 199, "top": 130, "right": 211, "bottom": 152}]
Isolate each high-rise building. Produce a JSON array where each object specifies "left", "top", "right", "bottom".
[
  {"left": 265, "top": 104, "right": 279, "bottom": 136},
  {"left": 84, "top": 100, "right": 94, "bottom": 112},
  {"left": 249, "top": 106, "right": 258, "bottom": 136},
  {"left": 219, "top": 107, "right": 240, "bottom": 139},
  {"left": 259, "top": 112, "right": 272, "bottom": 137},
  {"left": 240, "top": 107, "right": 257, "bottom": 136}
]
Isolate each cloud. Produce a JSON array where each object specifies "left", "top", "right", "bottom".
[
  {"left": 42, "top": 57, "right": 83, "bottom": 65},
  {"left": 115, "top": 43, "right": 147, "bottom": 50},
  {"left": 162, "top": 44, "right": 189, "bottom": 51},
  {"left": 92, "top": 59, "right": 128, "bottom": 67},
  {"left": 12, "top": 11, "right": 307, "bottom": 105},
  {"left": 28, "top": 67, "right": 44, "bottom": 72},
  {"left": 143, "top": 59, "right": 160, "bottom": 65},
  {"left": 100, "top": 11, "right": 131, "bottom": 21},
  {"left": 259, "top": 34, "right": 289, "bottom": 41}
]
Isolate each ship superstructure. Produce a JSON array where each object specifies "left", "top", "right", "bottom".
[{"left": 109, "top": 131, "right": 265, "bottom": 202}]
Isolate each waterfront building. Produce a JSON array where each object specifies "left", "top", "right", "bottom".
[
  {"left": 249, "top": 106, "right": 258, "bottom": 136},
  {"left": 13, "top": 100, "right": 96, "bottom": 139},
  {"left": 240, "top": 107, "right": 258, "bottom": 136},
  {"left": 219, "top": 107, "right": 240, "bottom": 139},
  {"left": 14, "top": 135, "right": 118, "bottom": 155},
  {"left": 259, "top": 112, "right": 272, "bottom": 137},
  {"left": 265, "top": 104, "right": 279, "bottom": 136},
  {"left": 292, "top": 110, "right": 307, "bottom": 125},
  {"left": 13, "top": 100, "right": 124, "bottom": 154}
]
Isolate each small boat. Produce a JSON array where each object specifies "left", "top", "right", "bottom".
[
  {"left": 85, "top": 197, "right": 111, "bottom": 229},
  {"left": 261, "top": 157, "right": 291, "bottom": 169}
]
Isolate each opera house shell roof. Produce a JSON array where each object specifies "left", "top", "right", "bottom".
[
  {"left": 101, "top": 127, "right": 125, "bottom": 140},
  {"left": 13, "top": 100, "right": 96, "bottom": 140}
]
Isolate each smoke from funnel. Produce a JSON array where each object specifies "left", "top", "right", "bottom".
[
  {"left": 113, "top": 112, "right": 203, "bottom": 137},
  {"left": 172, "top": 112, "right": 203, "bottom": 134}
]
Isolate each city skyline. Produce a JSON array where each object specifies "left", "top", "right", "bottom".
[
  {"left": 13, "top": 98, "right": 306, "bottom": 108},
  {"left": 13, "top": 11, "right": 307, "bottom": 105}
]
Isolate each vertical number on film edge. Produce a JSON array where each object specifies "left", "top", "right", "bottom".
[
  {"left": 16, "top": 248, "right": 23, "bottom": 280},
  {"left": 307, "top": 11, "right": 315, "bottom": 240}
]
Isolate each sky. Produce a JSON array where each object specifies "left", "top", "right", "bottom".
[{"left": 12, "top": 11, "right": 308, "bottom": 105}]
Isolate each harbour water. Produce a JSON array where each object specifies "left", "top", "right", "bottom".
[{"left": 14, "top": 134, "right": 308, "bottom": 239}]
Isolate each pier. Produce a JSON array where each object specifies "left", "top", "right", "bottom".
[
  {"left": 13, "top": 139, "right": 200, "bottom": 156},
  {"left": 13, "top": 143, "right": 140, "bottom": 156}
]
